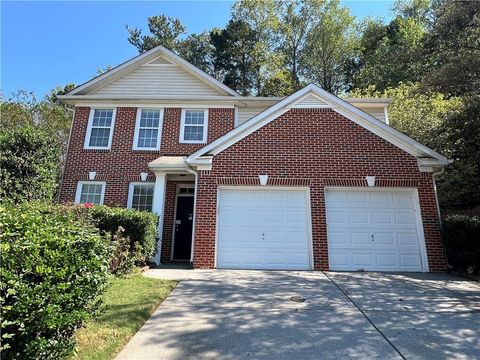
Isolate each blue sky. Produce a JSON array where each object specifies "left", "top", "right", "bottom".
[{"left": 1, "top": 1, "right": 395, "bottom": 98}]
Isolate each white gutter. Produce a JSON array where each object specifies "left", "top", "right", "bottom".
[{"left": 184, "top": 159, "right": 199, "bottom": 264}]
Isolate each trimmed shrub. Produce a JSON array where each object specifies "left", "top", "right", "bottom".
[
  {"left": 89, "top": 206, "right": 158, "bottom": 265},
  {"left": 443, "top": 214, "right": 480, "bottom": 275},
  {"left": 0, "top": 126, "right": 61, "bottom": 204},
  {"left": 109, "top": 226, "right": 137, "bottom": 276},
  {"left": 0, "top": 203, "right": 110, "bottom": 359}
]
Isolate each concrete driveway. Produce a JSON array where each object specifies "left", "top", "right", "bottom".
[{"left": 116, "top": 270, "right": 480, "bottom": 360}]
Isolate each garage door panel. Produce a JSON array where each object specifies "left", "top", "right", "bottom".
[
  {"left": 372, "top": 212, "right": 393, "bottom": 224},
  {"left": 326, "top": 189, "right": 426, "bottom": 272},
  {"left": 349, "top": 212, "right": 370, "bottom": 224},
  {"left": 398, "top": 233, "right": 419, "bottom": 246},
  {"left": 351, "top": 232, "right": 371, "bottom": 246},
  {"left": 395, "top": 212, "right": 416, "bottom": 225},
  {"left": 217, "top": 188, "right": 311, "bottom": 270}
]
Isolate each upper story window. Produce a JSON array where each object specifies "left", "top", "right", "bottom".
[
  {"left": 75, "top": 181, "right": 105, "bottom": 205},
  {"left": 128, "top": 183, "right": 155, "bottom": 211},
  {"left": 133, "top": 109, "right": 164, "bottom": 150},
  {"left": 84, "top": 109, "right": 116, "bottom": 149},
  {"left": 180, "top": 109, "right": 208, "bottom": 144}
]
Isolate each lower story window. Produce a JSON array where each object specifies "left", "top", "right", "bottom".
[
  {"left": 128, "top": 183, "right": 154, "bottom": 211},
  {"left": 75, "top": 181, "right": 106, "bottom": 205}
]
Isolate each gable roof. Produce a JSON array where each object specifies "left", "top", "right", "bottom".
[
  {"left": 187, "top": 84, "right": 449, "bottom": 167},
  {"left": 64, "top": 45, "right": 240, "bottom": 97}
]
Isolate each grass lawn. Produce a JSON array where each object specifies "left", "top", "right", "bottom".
[{"left": 74, "top": 274, "right": 177, "bottom": 360}]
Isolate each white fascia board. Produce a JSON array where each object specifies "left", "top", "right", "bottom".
[
  {"left": 187, "top": 84, "right": 449, "bottom": 165},
  {"left": 66, "top": 45, "right": 240, "bottom": 97}
]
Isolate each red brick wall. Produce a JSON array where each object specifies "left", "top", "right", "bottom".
[
  {"left": 60, "top": 107, "right": 234, "bottom": 206},
  {"left": 193, "top": 108, "right": 446, "bottom": 272}
]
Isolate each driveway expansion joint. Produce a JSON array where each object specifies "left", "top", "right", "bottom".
[{"left": 323, "top": 271, "right": 408, "bottom": 360}]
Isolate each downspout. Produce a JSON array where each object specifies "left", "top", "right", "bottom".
[
  {"left": 432, "top": 167, "right": 445, "bottom": 227},
  {"left": 184, "top": 159, "right": 198, "bottom": 264}
]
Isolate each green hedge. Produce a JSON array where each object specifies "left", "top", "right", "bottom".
[
  {"left": 0, "top": 126, "right": 61, "bottom": 204},
  {"left": 443, "top": 214, "right": 480, "bottom": 275},
  {"left": 89, "top": 206, "right": 159, "bottom": 265},
  {"left": 0, "top": 203, "right": 110, "bottom": 359}
]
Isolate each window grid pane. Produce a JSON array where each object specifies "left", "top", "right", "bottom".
[
  {"left": 137, "top": 110, "right": 161, "bottom": 148},
  {"left": 89, "top": 128, "right": 111, "bottom": 147},
  {"left": 92, "top": 109, "right": 113, "bottom": 127},
  {"left": 185, "top": 110, "right": 205, "bottom": 125},
  {"left": 184, "top": 125, "right": 204, "bottom": 141},
  {"left": 131, "top": 185, "right": 154, "bottom": 211},
  {"left": 79, "top": 183, "right": 103, "bottom": 204}
]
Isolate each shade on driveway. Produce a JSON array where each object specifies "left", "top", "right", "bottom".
[{"left": 116, "top": 270, "right": 480, "bottom": 360}]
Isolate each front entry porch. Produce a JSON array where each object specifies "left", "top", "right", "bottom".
[{"left": 149, "top": 156, "right": 197, "bottom": 265}]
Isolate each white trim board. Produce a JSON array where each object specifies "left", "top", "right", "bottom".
[{"left": 187, "top": 84, "right": 448, "bottom": 168}]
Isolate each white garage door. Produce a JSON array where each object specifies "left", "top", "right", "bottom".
[
  {"left": 217, "top": 188, "right": 312, "bottom": 270},
  {"left": 325, "top": 188, "right": 428, "bottom": 272}
]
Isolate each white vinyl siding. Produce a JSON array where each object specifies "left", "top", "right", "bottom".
[
  {"left": 85, "top": 109, "right": 116, "bottom": 149},
  {"left": 237, "top": 106, "right": 269, "bottom": 126},
  {"left": 180, "top": 109, "right": 208, "bottom": 143},
  {"left": 293, "top": 94, "right": 329, "bottom": 108},
  {"left": 92, "top": 65, "right": 222, "bottom": 96},
  {"left": 133, "top": 109, "right": 163, "bottom": 150},
  {"left": 75, "top": 181, "right": 106, "bottom": 205},
  {"left": 360, "top": 107, "right": 387, "bottom": 122},
  {"left": 128, "top": 183, "right": 155, "bottom": 211}
]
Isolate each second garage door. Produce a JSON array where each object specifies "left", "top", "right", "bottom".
[
  {"left": 325, "top": 188, "right": 428, "bottom": 272},
  {"left": 217, "top": 188, "right": 312, "bottom": 270}
]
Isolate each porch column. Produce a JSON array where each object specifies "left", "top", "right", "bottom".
[{"left": 152, "top": 171, "right": 167, "bottom": 265}]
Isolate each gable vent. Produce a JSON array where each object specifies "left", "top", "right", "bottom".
[
  {"left": 292, "top": 94, "right": 330, "bottom": 108},
  {"left": 147, "top": 56, "right": 174, "bottom": 65}
]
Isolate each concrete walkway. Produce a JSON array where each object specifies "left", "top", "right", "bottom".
[{"left": 117, "top": 270, "right": 480, "bottom": 360}]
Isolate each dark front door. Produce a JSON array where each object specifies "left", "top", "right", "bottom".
[{"left": 173, "top": 196, "right": 194, "bottom": 260}]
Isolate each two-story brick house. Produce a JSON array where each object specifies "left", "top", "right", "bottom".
[{"left": 59, "top": 45, "right": 449, "bottom": 272}]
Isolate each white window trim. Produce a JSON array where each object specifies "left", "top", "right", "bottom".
[
  {"left": 133, "top": 108, "right": 164, "bottom": 151},
  {"left": 127, "top": 182, "right": 155, "bottom": 210},
  {"left": 75, "top": 181, "right": 106, "bottom": 205},
  {"left": 179, "top": 108, "right": 208, "bottom": 144},
  {"left": 84, "top": 108, "right": 117, "bottom": 150}
]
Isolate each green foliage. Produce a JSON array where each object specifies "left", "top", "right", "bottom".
[
  {"left": 0, "top": 126, "right": 61, "bottom": 204},
  {"left": 89, "top": 206, "right": 159, "bottom": 265},
  {"left": 127, "top": 15, "right": 186, "bottom": 53},
  {"left": 434, "top": 99, "right": 480, "bottom": 209},
  {"left": 0, "top": 203, "right": 110, "bottom": 359},
  {"left": 442, "top": 214, "right": 480, "bottom": 275},
  {"left": 349, "top": 83, "right": 463, "bottom": 146},
  {"left": 353, "top": 15, "right": 428, "bottom": 91},
  {"left": 109, "top": 227, "right": 137, "bottom": 276},
  {"left": 178, "top": 32, "right": 214, "bottom": 74},
  {"left": 423, "top": 1, "right": 480, "bottom": 97},
  {"left": 302, "top": 0, "right": 359, "bottom": 93},
  {"left": 1, "top": 89, "right": 74, "bottom": 153}
]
